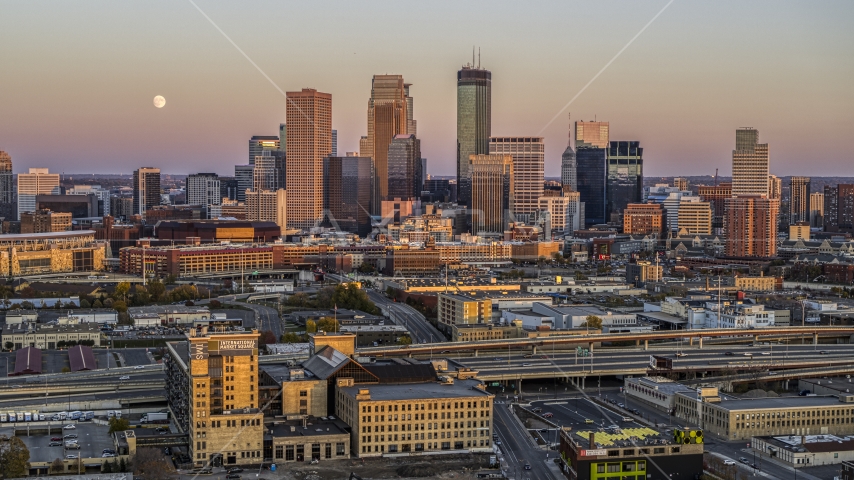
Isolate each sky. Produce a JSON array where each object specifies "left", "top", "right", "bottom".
[{"left": 1, "top": 1, "right": 852, "bottom": 178}]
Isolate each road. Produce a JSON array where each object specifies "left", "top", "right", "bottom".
[
  {"left": 227, "top": 301, "right": 283, "bottom": 339},
  {"left": 448, "top": 343, "right": 854, "bottom": 381},
  {"left": 367, "top": 290, "right": 445, "bottom": 344},
  {"left": 493, "top": 402, "right": 559, "bottom": 480}
]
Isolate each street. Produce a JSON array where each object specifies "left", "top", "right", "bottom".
[
  {"left": 493, "top": 403, "right": 560, "bottom": 480},
  {"left": 367, "top": 290, "right": 445, "bottom": 344}
]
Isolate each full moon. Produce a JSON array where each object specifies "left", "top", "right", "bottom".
[{"left": 153, "top": 96, "right": 166, "bottom": 108}]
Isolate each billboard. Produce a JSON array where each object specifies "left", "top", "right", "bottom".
[
  {"left": 210, "top": 339, "right": 258, "bottom": 356},
  {"left": 581, "top": 449, "right": 608, "bottom": 457}
]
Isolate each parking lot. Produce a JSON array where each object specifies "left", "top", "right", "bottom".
[{"left": 17, "top": 422, "right": 116, "bottom": 464}]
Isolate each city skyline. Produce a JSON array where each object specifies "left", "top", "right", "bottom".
[{"left": 1, "top": 1, "right": 852, "bottom": 177}]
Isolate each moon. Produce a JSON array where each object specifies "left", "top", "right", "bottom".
[{"left": 153, "top": 96, "right": 166, "bottom": 108}]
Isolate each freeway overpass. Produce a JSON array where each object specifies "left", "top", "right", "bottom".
[{"left": 356, "top": 326, "right": 854, "bottom": 357}]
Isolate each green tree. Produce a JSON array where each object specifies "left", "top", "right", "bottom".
[
  {"left": 119, "top": 457, "right": 127, "bottom": 472},
  {"left": 108, "top": 417, "right": 130, "bottom": 434},
  {"left": 133, "top": 285, "right": 151, "bottom": 306},
  {"left": 103, "top": 459, "right": 114, "bottom": 473},
  {"left": 305, "top": 319, "right": 317, "bottom": 334},
  {"left": 397, "top": 335, "right": 413, "bottom": 345},
  {"left": 316, "top": 317, "right": 340, "bottom": 333},
  {"left": 93, "top": 299, "right": 104, "bottom": 308},
  {"left": 0, "top": 436, "right": 31, "bottom": 478},
  {"left": 357, "top": 262, "right": 375, "bottom": 274},
  {"left": 168, "top": 285, "right": 198, "bottom": 302},
  {"left": 61, "top": 367, "right": 71, "bottom": 373},
  {"left": 112, "top": 300, "right": 128, "bottom": 314},
  {"left": 147, "top": 279, "right": 166, "bottom": 302},
  {"left": 164, "top": 274, "right": 178, "bottom": 285},
  {"left": 332, "top": 283, "right": 379, "bottom": 314},
  {"left": 287, "top": 293, "right": 311, "bottom": 307},
  {"left": 4, "top": 342, "right": 12, "bottom": 351},
  {"left": 580, "top": 315, "right": 603, "bottom": 330},
  {"left": 281, "top": 332, "right": 301, "bottom": 343}
]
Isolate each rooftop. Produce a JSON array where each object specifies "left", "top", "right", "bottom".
[
  {"left": 339, "top": 378, "right": 490, "bottom": 401},
  {"left": 266, "top": 416, "right": 350, "bottom": 439},
  {"left": 676, "top": 393, "right": 847, "bottom": 411}
]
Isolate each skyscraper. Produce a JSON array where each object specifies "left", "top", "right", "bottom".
[
  {"left": 386, "top": 134, "right": 421, "bottom": 200},
  {"left": 0, "top": 151, "right": 15, "bottom": 220},
  {"left": 789, "top": 176, "right": 811, "bottom": 225},
  {"left": 132, "top": 167, "right": 161, "bottom": 219},
  {"left": 825, "top": 185, "right": 854, "bottom": 233},
  {"left": 18, "top": 168, "right": 60, "bottom": 220},
  {"left": 825, "top": 185, "right": 839, "bottom": 231},
  {"left": 186, "top": 173, "right": 221, "bottom": 209},
  {"left": 234, "top": 165, "right": 253, "bottom": 203},
  {"left": 560, "top": 145, "right": 577, "bottom": 192},
  {"left": 469, "top": 154, "right": 513, "bottom": 235},
  {"left": 245, "top": 189, "right": 286, "bottom": 233},
  {"left": 576, "top": 147, "right": 607, "bottom": 226},
  {"left": 607, "top": 141, "right": 644, "bottom": 222},
  {"left": 724, "top": 196, "right": 779, "bottom": 257},
  {"left": 323, "top": 155, "right": 373, "bottom": 236},
  {"left": 622, "top": 203, "right": 664, "bottom": 236},
  {"left": 538, "top": 190, "right": 583, "bottom": 236},
  {"left": 488, "top": 137, "right": 544, "bottom": 222},
  {"left": 252, "top": 152, "right": 279, "bottom": 192},
  {"left": 248, "top": 135, "right": 280, "bottom": 165},
  {"left": 331, "top": 129, "right": 338, "bottom": 156},
  {"left": 810, "top": 192, "right": 825, "bottom": 229},
  {"left": 575, "top": 121, "right": 609, "bottom": 148},
  {"left": 285, "top": 88, "right": 332, "bottom": 230},
  {"left": 456, "top": 63, "right": 491, "bottom": 207},
  {"left": 768, "top": 174, "right": 782, "bottom": 200},
  {"left": 676, "top": 199, "right": 713, "bottom": 235},
  {"left": 360, "top": 75, "right": 415, "bottom": 214},
  {"left": 731, "top": 128, "right": 769, "bottom": 196}
]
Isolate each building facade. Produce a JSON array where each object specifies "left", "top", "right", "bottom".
[
  {"left": 20, "top": 209, "right": 72, "bottom": 233},
  {"left": 133, "top": 167, "right": 161, "bottom": 219},
  {"left": 0, "top": 151, "right": 14, "bottom": 220},
  {"left": 810, "top": 192, "right": 825, "bottom": 228},
  {"left": 622, "top": 203, "right": 663, "bottom": 236},
  {"left": 724, "top": 196, "right": 779, "bottom": 257},
  {"left": 187, "top": 173, "right": 221, "bottom": 210},
  {"left": 575, "top": 120, "right": 609, "bottom": 148},
  {"left": 789, "top": 176, "right": 811, "bottom": 225},
  {"left": 469, "top": 154, "right": 514, "bottom": 235},
  {"left": 323, "top": 156, "right": 373, "bottom": 236},
  {"left": 386, "top": 134, "right": 421, "bottom": 201},
  {"left": 248, "top": 135, "right": 280, "bottom": 165},
  {"left": 0, "top": 230, "right": 105, "bottom": 276},
  {"left": 676, "top": 199, "right": 713, "bottom": 235},
  {"left": 489, "top": 137, "right": 544, "bottom": 222},
  {"left": 606, "top": 141, "right": 643, "bottom": 222},
  {"left": 456, "top": 65, "right": 491, "bottom": 207},
  {"left": 732, "top": 128, "right": 769, "bottom": 196},
  {"left": 576, "top": 147, "right": 607, "bottom": 226},
  {"left": 17, "top": 168, "right": 60, "bottom": 220},
  {"left": 285, "top": 88, "right": 332, "bottom": 229},
  {"left": 244, "top": 189, "right": 286, "bottom": 233},
  {"left": 538, "top": 191, "right": 583, "bottom": 236}
]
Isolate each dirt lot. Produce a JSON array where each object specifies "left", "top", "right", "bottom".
[{"left": 276, "top": 453, "right": 493, "bottom": 480}]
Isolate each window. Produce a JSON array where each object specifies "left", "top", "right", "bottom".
[{"left": 285, "top": 445, "right": 294, "bottom": 461}]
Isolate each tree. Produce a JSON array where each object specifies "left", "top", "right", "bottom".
[
  {"left": 281, "top": 332, "right": 301, "bottom": 343},
  {"left": 103, "top": 298, "right": 114, "bottom": 308},
  {"left": 114, "top": 282, "right": 131, "bottom": 301},
  {"left": 164, "top": 274, "right": 178, "bottom": 285},
  {"left": 133, "top": 447, "right": 174, "bottom": 478},
  {"left": 259, "top": 330, "right": 277, "bottom": 347},
  {"left": 103, "top": 459, "right": 114, "bottom": 473},
  {"left": 316, "top": 317, "right": 340, "bottom": 333},
  {"left": 397, "top": 335, "right": 413, "bottom": 345},
  {"left": 80, "top": 299, "right": 91, "bottom": 308},
  {"left": 305, "top": 320, "right": 317, "bottom": 334},
  {"left": 357, "top": 262, "right": 375, "bottom": 274},
  {"left": 0, "top": 436, "right": 31, "bottom": 478},
  {"left": 287, "top": 292, "right": 311, "bottom": 308},
  {"left": 112, "top": 300, "right": 128, "bottom": 314},
  {"left": 50, "top": 458, "right": 65, "bottom": 474},
  {"left": 147, "top": 279, "right": 166, "bottom": 302},
  {"left": 168, "top": 285, "right": 197, "bottom": 303},
  {"left": 580, "top": 315, "right": 602, "bottom": 330},
  {"left": 108, "top": 417, "right": 130, "bottom": 434},
  {"left": 93, "top": 299, "right": 103, "bottom": 308},
  {"left": 119, "top": 457, "right": 127, "bottom": 472},
  {"left": 209, "top": 299, "right": 222, "bottom": 309},
  {"left": 61, "top": 367, "right": 71, "bottom": 373},
  {"left": 133, "top": 285, "right": 151, "bottom": 306},
  {"left": 332, "top": 283, "right": 379, "bottom": 314},
  {"left": 4, "top": 342, "right": 12, "bottom": 351}
]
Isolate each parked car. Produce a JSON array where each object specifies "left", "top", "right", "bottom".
[
  {"left": 103, "top": 449, "right": 116, "bottom": 454},
  {"left": 739, "top": 457, "right": 749, "bottom": 464},
  {"left": 102, "top": 453, "right": 116, "bottom": 458},
  {"left": 63, "top": 425, "right": 76, "bottom": 430},
  {"left": 524, "top": 464, "right": 532, "bottom": 470},
  {"left": 51, "top": 437, "right": 62, "bottom": 441},
  {"left": 584, "top": 419, "right": 594, "bottom": 424},
  {"left": 66, "top": 454, "right": 78, "bottom": 459},
  {"left": 49, "top": 441, "right": 62, "bottom": 447},
  {"left": 64, "top": 434, "right": 78, "bottom": 439},
  {"left": 542, "top": 412, "right": 554, "bottom": 418},
  {"left": 226, "top": 475, "right": 241, "bottom": 480},
  {"left": 227, "top": 468, "right": 244, "bottom": 474},
  {"left": 723, "top": 460, "right": 736, "bottom": 465}
]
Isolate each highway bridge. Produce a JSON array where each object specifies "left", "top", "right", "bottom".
[{"left": 357, "top": 326, "right": 854, "bottom": 357}]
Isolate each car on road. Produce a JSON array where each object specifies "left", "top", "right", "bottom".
[
  {"left": 226, "top": 475, "right": 241, "bottom": 480},
  {"left": 760, "top": 352, "right": 770, "bottom": 355},
  {"left": 64, "top": 434, "right": 78, "bottom": 439},
  {"left": 584, "top": 419, "right": 594, "bottom": 424},
  {"left": 723, "top": 460, "right": 736, "bottom": 465},
  {"left": 103, "top": 449, "right": 116, "bottom": 454},
  {"left": 820, "top": 350, "right": 828, "bottom": 354},
  {"left": 66, "top": 454, "right": 78, "bottom": 459},
  {"left": 675, "top": 352, "right": 687, "bottom": 357},
  {"left": 49, "top": 441, "right": 62, "bottom": 447},
  {"left": 724, "top": 351, "right": 734, "bottom": 356},
  {"left": 618, "top": 403, "right": 624, "bottom": 408},
  {"left": 542, "top": 412, "right": 553, "bottom": 418},
  {"left": 494, "top": 440, "right": 502, "bottom": 446},
  {"left": 227, "top": 468, "right": 244, "bottom": 474},
  {"left": 119, "top": 375, "right": 130, "bottom": 380},
  {"left": 739, "top": 457, "right": 749, "bottom": 464},
  {"left": 134, "top": 365, "right": 145, "bottom": 369},
  {"left": 524, "top": 464, "right": 531, "bottom": 470},
  {"left": 63, "top": 425, "right": 76, "bottom": 430},
  {"left": 102, "top": 453, "right": 116, "bottom": 458},
  {"left": 532, "top": 408, "right": 543, "bottom": 413},
  {"left": 522, "top": 363, "right": 531, "bottom": 367}
]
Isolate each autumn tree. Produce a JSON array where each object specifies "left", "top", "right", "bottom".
[
  {"left": 281, "top": 332, "right": 301, "bottom": 343},
  {"left": 108, "top": 417, "right": 130, "bottom": 434},
  {"left": 0, "top": 436, "right": 31, "bottom": 478},
  {"left": 133, "top": 447, "right": 175, "bottom": 479},
  {"left": 580, "top": 315, "right": 602, "bottom": 330},
  {"left": 316, "top": 317, "right": 340, "bottom": 333},
  {"left": 305, "top": 319, "right": 317, "bottom": 334},
  {"left": 50, "top": 458, "right": 65, "bottom": 474}
]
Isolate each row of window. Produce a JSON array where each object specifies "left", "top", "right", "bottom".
[
  {"left": 274, "top": 443, "right": 347, "bottom": 460},
  {"left": 361, "top": 421, "right": 490, "bottom": 433},
  {"left": 362, "top": 430, "right": 488, "bottom": 443},
  {"left": 360, "top": 440, "right": 488, "bottom": 453},
  {"left": 360, "top": 400, "right": 488, "bottom": 413}
]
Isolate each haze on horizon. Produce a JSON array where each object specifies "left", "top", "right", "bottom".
[{"left": 0, "top": 0, "right": 851, "bottom": 178}]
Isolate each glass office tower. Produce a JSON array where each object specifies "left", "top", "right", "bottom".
[
  {"left": 456, "top": 66, "right": 491, "bottom": 207},
  {"left": 576, "top": 147, "right": 608, "bottom": 226},
  {"left": 607, "top": 141, "right": 644, "bottom": 222}
]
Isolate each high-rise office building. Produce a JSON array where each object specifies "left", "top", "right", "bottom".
[
  {"left": 673, "top": 178, "right": 689, "bottom": 191},
  {"left": 456, "top": 64, "right": 491, "bottom": 207},
  {"left": 824, "top": 185, "right": 854, "bottom": 233},
  {"left": 0, "top": 151, "right": 15, "bottom": 220},
  {"left": 360, "top": 75, "right": 415, "bottom": 214},
  {"left": 676, "top": 199, "right": 713, "bottom": 235},
  {"left": 386, "top": 134, "right": 421, "bottom": 201},
  {"left": 698, "top": 183, "right": 732, "bottom": 230},
  {"left": 488, "top": 137, "right": 544, "bottom": 222},
  {"left": 607, "top": 141, "right": 643, "bottom": 222},
  {"left": 132, "top": 168, "right": 161, "bottom": 219},
  {"left": 731, "top": 128, "right": 769, "bottom": 196},
  {"left": 248, "top": 136, "right": 280, "bottom": 165},
  {"left": 323, "top": 155, "right": 372, "bottom": 236},
  {"left": 245, "top": 189, "right": 286, "bottom": 233},
  {"left": 789, "top": 176, "right": 811, "bottom": 225},
  {"left": 17, "top": 168, "right": 60, "bottom": 220},
  {"left": 622, "top": 203, "right": 664, "bottom": 236},
  {"left": 219, "top": 176, "right": 239, "bottom": 202},
  {"left": 187, "top": 173, "right": 221, "bottom": 209},
  {"left": 560, "top": 145, "right": 577, "bottom": 192},
  {"left": 419, "top": 158, "right": 427, "bottom": 197},
  {"left": 575, "top": 121, "right": 609, "bottom": 148},
  {"left": 285, "top": 88, "right": 332, "bottom": 229},
  {"left": 234, "top": 165, "right": 253, "bottom": 203},
  {"left": 724, "top": 196, "right": 779, "bottom": 257},
  {"left": 469, "top": 154, "right": 513, "bottom": 235},
  {"left": 810, "top": 192, "right": 825, "bottom": 229},
  {"left": 538, "top": 190, "right": 583, "bottom": 236},
  {"left": 252, "top": 153, "right": 279, "bottom": 192},
  {"left": 768, "top": 174, "right": 782, "bottom": 200},
  {"left": 576, "top": 147, "right": 607, "bottom": 225},
  {"left": 331, "top": 129, "right": 337, "bottom": 157}
]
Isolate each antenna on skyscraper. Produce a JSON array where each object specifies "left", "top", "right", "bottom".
[
  {"left": 472, "top": 46, "right": 475, "bottom": 68},
  {"left": 568, "top": 112, "right": 572, "bottom": 148},
  {"left": 478, "top": 47, "right": 481, "bottom": 68}
]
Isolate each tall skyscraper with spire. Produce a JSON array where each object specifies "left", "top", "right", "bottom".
[
  {"left": 456, "top": 52, "right": 491, "bottom": 207},
  {"left": 285, "top": 88, "right": 332, "bottom": 229},
  {"left": 359, "top": 75, "right": 415, "bottom": 215},
  {"left": 560, "top": 116, "right": 577, "bottom": 191}
]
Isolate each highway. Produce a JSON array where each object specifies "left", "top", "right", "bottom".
[
  {"left": 451, "top": 344, "right": 854, "bottom": 381},
  {"left": 227, "top": 301, "right": 284, "bottom": 339},
  {"left": 367, "top": 290, "right": 445, "bottom": 344},
  {"left": 494, "top": 402, "right": 558, "bottom": 480}
]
